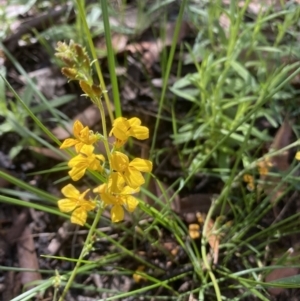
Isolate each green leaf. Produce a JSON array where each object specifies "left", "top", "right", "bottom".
[{"left": 269, "top": 274, "right": 300, "bottom": 286}]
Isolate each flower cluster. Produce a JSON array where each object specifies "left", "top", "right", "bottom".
[
  {"left": 56, "top": 41, "right": 152, "bottom": 225},
  {"left": 58, "top": 118, "right": 152, "bottom": 225}
]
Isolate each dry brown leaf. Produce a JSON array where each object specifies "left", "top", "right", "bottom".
[
  {"left": 28, "top": 146, "right": 70, "bottom": 161},
  {"left": 203, "top": 217, "right": 220, "bottom": 265},
  {"left": 146, "top": 178, "right": 180, "bottom": 212},
  {"left": 3, "top": 3, "right": 74, "bottom": 52},
  {"left": 259, "top": 119, "right": 292, "bottom": 212},
  {"left": 173, "top": 193, "right": 229, "bottom": 223},
  {"left": 266, "top": 266, "right": 299, "bottom": 296},
  {"left": 219, "top": 13, "right": 231, "bottom": 32},
  {"left": 2, "top": 270, "right": 21, "bottom": 300},
  {"left": 222, "top": 0, "right": 282, "bottom": 14},
  {"left": 163, "top": 241, "right": 180, "bottom": 257},
  {"left": 19, "top": 67, "right": 66, "bottom": 100},
  {"left": 188, "top": 294, "right": 198, "bottom": 301},
  {"left": 96, "top": 33, "right": 129, "bottom": 57},
  {"left": 52, "top": 105, "right": 102, "bottom": 140},
  {"left": 265, "top": 249, "right": 300, "bottom": 296},
  {"left": 109, "top": 6, "right": 147, "bottom": 29},
  {"left": 47, "top": 221, "right": 76, "bottom": 255},
  {"left": 0, "top": 208, "right": 29, "bottom": 298},
  {"left": 126, "top": 21, "right": 191, "bottom": 70},
  {"left": 17, "top": 226, "right": 41, "bottom": 288},
  {"left": 269, "top": 118, "right": 292, "bottom": 170},
  {"left": 95, "top": 5, "right": 165, "bottom": 58},
  {"left": 4, "top": 210, "right": 28, "bottom": 247}
]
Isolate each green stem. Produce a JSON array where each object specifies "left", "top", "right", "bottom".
[
  {"left": 95, "top": 96, "right": 112, "bottom": 160},
  {"left": 201, "top": 199, "right": 222, "bottom": 301},
  {"left": 58, "top": 208, "right": 103, "bottom": 301},
  {"left": 76, "top": 0, "right": 114, "bottom": 124},
  {"left": 100, "top": 0, "right": 122, "bottom": 118}
]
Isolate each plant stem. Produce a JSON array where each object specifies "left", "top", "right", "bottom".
[
  {"left": 95, "top": 96, "right": 112, "bottom": 160},
  {"left": 76, "top": 0, "right": 115, "bottom": 124},
  {"left": 100, "top": 0, "right": 122, "bottom": 118},
  {"left": 58, "top": 208, "right": 103, "bottom": 301},
  {"left": 201, "top": 199, "right": 222, "bottom": 301}
]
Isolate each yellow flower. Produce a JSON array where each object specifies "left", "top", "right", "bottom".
[
  {"left": 189, "top": 224, "right": 200, "bottom": 240},
  {"left": 257, "top": 158, "right": 273, "bottom": 176},
  {"left": 109, "top": 117, "right": 149, "bottom": 148},
  {"left": 133, "top": 265, "right": 146, "bottom": 283},
  {"left": 243, "top": 174, "right": 255, "bottom": 191},
  {"left": 110, "top": 151, "right": 152, "bottom": 188},
  {"left": 93, "top": 175, "right": 139, "bottom": 222},
  {"left": 60, "top": 120, "right": 98, "bottom": 153},
  {"left": 68, "top": 145, "right": 105, "bottom": 181},
  {"left": 57, "top": 184, "right": 96, "bottom": 226},
  {"left": 295, "top": 151, "right": 300, "bottom": 161}
]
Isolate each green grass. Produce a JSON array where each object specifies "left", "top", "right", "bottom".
[{"left": 1, "top": 0, "right": 300, "bottom": 300}]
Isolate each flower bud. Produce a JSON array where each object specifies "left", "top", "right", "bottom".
[
  {"left": 79, "top": 80, "right": 94, "bottom": 97},
  {"left": 92, "top": 84, "right": 102, "bottom": 97},
  {"left": 61, "top": 67, "right": 78, "bottom": 80}
]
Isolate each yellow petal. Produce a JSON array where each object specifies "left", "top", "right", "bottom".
[
  {"left": 79, "top": 126, "right": 90, "bottom": 140},
  {"left": 123, "top": 168, "right": 145, "bottom": 188},
  {"left": 128, "top": 117, "right": 141, "bottom": 127},
  {"left": 121, "top": 185, "right": 140, "bottom": 195},
  {"left": 110, "top": 151, "right": 129, "bottom": 171},
  {"left": 109, "top": 118, "right": 123, "bottom": 137},
  {"left": 61, "top": 184, "right": 80, "bottom": 198},
  {"left": 101, "top": 192, "right": 117, "bottom": 206},
  {"left": 108, "top": 172, "right": 125, "bottom": 193},
  {"left": 295, "top": 151, "right": 300, "bottom": 160},
  {"left": 111, "top": 205, "right": 124, "bottom": 222},
  {"left": 111, "top": 127, "right": 128, "bottom": 141},
  {"left": 110, "top": 117, "right": 129, "bottom": 140},
  {"left": 114, "top": 138, "right": 127, "bottom": 148},
  {"left": 113, "top": 117, "right": 126, "bottom": 125},
  {"left": 80, "top": 144, "right": 94, "bottom": 156},
  {"left": 69, "top": 165, "right": 87, "bottom": 181},
  {"left": 71, "top": 207, "right": 87, "bottom": 226},
  {"left": 129, "top": 126, "right": 149, "bottom": 140},
  {"left": 129, "top": 158, "right": 152, "bottom": 172},
  {"left": 96, "top": 154, "right": 105, "bottom": 162},
  {"left": 81, "top": 200, "right": 96, "bottom": 211},
  {"left": 93, "top": 183, "right": 107, "bottom": 194},
  {"left": 68, "top": 155, "right": 87, "bottom": 168},
  {"left": 89, "top": 134, "right": 98, "bottom": 144},
  {"left": 58, "top": 198, "right": 78, "bottom": 212},
  {"left": 133, "top": 265, "right": 145, "bottom": 283},
  {"left": 88, "top": 157, "right": 103, "bottom": 172},
  {"left": 60, "top": 138, "right": 78, "bottom": 149},
  {"left": 75, "top": 142, "right": 84, "bottom": 153},
  {"left": 73, "top": 120, "right": 84, "bottom": 137},
  {"left": 123, "top": 195, "right": 139, "bottom": 212}
]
